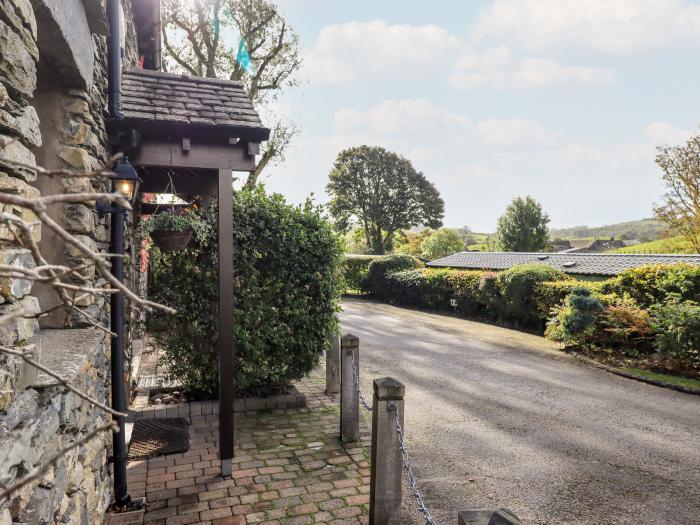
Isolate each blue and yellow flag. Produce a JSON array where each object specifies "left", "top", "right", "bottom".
[{"left": 236, "top": 38, "right": 253, "bottom": 74}]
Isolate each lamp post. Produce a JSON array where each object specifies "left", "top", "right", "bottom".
[{"left": 101, "top": 156, "right": 140, "bottom": 506}]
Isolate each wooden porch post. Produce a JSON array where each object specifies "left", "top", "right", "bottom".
[{"left": 218, "top": 168, "right": 234, "bottom": 476}]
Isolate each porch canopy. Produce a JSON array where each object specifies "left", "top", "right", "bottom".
[{"left": 108, "top": 68, "right": 270, "bottom": 475}]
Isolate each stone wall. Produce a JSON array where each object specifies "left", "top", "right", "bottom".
[
  {"left": 0, "top": 0, "right": 141, "bottom": 523},
  {"left": 0, "top": 330, "right": 111, "bottom": 525}
]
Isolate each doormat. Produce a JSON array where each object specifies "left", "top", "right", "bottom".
[{"left": 128, "top": 418, "right": 190, "bottom": 461}]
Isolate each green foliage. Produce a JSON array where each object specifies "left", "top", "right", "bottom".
[
  {"left": 142, "top": 208, "right": 202, "bottom": 233},
  {"left": 534, "top": 280, "right": 604, "bottom": 321},
  {"left": 148, "top": 190, "right": 343, "bottom": 397},
  {"left": 601, "top": 264, "right": 700, "bottom": 308},
  {"left": 496, "top": 264, "right": 567, "bottom": 325},
  {"left": 420, "top": 228, "right": 464, "bottom": 260},
  {"left": 545, "top": 287, "right": 603, "bottom": 344},
  {"left": 327, "top": 146, "right": 444, "bottom": 254},
  {"left": 363, "top": 255, "right": 423, "bottom": 298},
  {"left": 650, "top": 300, "right": 700, "bottom": 368},
  {"left": 342, "top": 255, "right": 381, "bottom": 292},
  {"left": 496, "top": 196, "right": 550, "bottom": 252}
]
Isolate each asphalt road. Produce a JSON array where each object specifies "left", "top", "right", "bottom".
[{"left": 339, "top": 298, "right": 700, "bottom": 525}]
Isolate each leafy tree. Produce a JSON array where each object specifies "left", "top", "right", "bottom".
[
  {"left": 420, "top": 228, "right": 464, "bottom": 260},
  {"left": 161, "top": 0, "right": 301, "bottom": 187},
  {"left": 395, "top": 229, "right": 433, "bottom": 256},
  {"left": 496, "top": 196, "right": 550, "bottom": 252},
  {"left": 653, "top": 134, "right": 700, "bottom": 253},
  {"left": 327, "top": 146, "right": 444, "bottom": 255}
]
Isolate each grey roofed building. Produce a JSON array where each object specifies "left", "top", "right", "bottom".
[
  {"left": 120, "top": 68, "right": 268, "bottom": 140},
  {"left": 427, "top": 251, "right": 700, "bottom": 277}
]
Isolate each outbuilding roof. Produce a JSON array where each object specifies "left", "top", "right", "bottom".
[
  {"left": 427, "top": 251, "right": 700, "bottom": 276},
  {"left": 119, "top": 68, "right": 269, "bottom": 141}
]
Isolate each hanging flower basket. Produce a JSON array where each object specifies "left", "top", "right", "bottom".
[{"left": 149, "top": 228, "right": 194, "bottom": 252}]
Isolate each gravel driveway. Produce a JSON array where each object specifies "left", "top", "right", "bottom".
[{"left": 339, "top": 298, "right": 700, "bottom": 525}]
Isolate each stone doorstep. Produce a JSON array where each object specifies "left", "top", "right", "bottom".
[
  {"left": 106, "top": 497, "right": 146, "bottom": 525},
  {"left": 131, "top": 386, "right": 307, "bottom": 421}
]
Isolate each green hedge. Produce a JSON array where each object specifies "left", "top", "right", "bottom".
[
  {"left": 148, "top": 190, "right": 343, "bottom": 397},
  {"left": 361, "top": 260, "right": 700, "bottom": 369},
  {"left": 363, "top": 255, "right": 423, "bottom": 299},
  {"left": 342, "top": 254, "right": 381, "bottom": 292},
  {"left": 601, "top": 264, "right": 700, "bottom": 308}
]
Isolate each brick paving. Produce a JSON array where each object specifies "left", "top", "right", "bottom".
[{"left": 127, "top": 369, "right": 372, "bottom": 525}]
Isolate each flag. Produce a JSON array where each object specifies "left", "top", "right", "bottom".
[{"left": 236, "top": 38, "right": 253, "bottom": 74}]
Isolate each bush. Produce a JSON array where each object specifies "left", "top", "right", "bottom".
[
  {"left": 534, "top": 280, "right": 605, "bottom": 322},
  {"left": 650, "top": 300, "right": 700, "bottom": 368},
  {"left": 149, "top": 190, "right": 343, "bottom": 397},
  {"left": 597, "top": 304, "right": 653, "bottom": 353},
  {"left": 602, "top": 264, "right": 700, "bottom": 308},
  {"left": 363, "top": 255, "right": 422, "bottom": 298},
  {"left": 545, "top": 287, "right": 603, "bottom": 345},
  {"left": 342, "top": 254, "right": 380, "bottom": 292},
  {"left": 381, "top": 269, "right": 429, "bottom": 306},
  {"left": 496, "top": 264, "right": 567, "bottom": 326}
]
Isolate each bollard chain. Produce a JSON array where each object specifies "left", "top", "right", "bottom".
[
  {"left": 350, "top": 352, "right": 374, "bottom": 411},
  {"left": 391, "top": 403, "right": 439, "bottom": 525}
]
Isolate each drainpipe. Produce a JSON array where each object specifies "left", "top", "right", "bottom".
[
  {"left": 107, "top": 0, "right": 129, "bottom": 506},
  {"left": 107, "top": 0, "right": 123, "bottom": 119}
]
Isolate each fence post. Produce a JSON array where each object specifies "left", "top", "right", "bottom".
[
  {"left": 340, "top": 334, "right": 360, "bottom": 443},
  {"left": 370, "top": 377, "right": 405, "bottom": 525},
  {"left": 326, "top": 331, "right": 340, "bottom": 395}
]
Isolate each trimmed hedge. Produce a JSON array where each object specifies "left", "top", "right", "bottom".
[
  {"left": 361, "top": 259, "right": 700, "bottom": 369},
  {"left": 601, "top": 264, "right": 700, "bottom": 308},
  {"left": 342, "top": 254, "right": 381, "bottom": 292},
  {"left": 363, "top": 255, "right": 423, "bottom": 299},
  {"left": 148, "top": 190, "right": 343, "bottom": 397}
]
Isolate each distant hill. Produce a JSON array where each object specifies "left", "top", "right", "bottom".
[
  {"left": 550, "top": 219, "right": 666, "bottom": 243},
  {"left": 607, "top": 236, "right": 696, "bottom": 254}
]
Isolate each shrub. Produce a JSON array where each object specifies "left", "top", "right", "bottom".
[
  {"left": 597, "top": 304, "right": 653, "bottom": 353},
  {"left": 342, "top": 254, "right": 380, "bottom": 292},
  {"left": 602, "top": 264, "right": 700, "bottom": 308},
  {"left": 650, "top": 300, "right": 700, "bottom": 368},
  {"left": 534, "top": 280, "right": 606, "bottom": 322},
  {"left": 447, "top": 270, "right": 488, "bottom": 317},
  {"left": 381, "top": 269, "right": 429, "bottom": 306},
  {"left": 363, "top": 254, "right": 422, "bottom": 298},
  {"left": 496, "top": 264, "right": 567, "bottom": 326},
  {"left": 148, "top": 190, "right": 343, "bottom": 397},
  {"left": 545, "top": 287, "right": 603, "bottom": 346}
]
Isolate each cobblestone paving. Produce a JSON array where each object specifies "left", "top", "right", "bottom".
[{"left": 127, "top": 370, "right": 372, "bottom": 525}]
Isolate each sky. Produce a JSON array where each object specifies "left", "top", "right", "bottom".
[{"left": 260, "top": 0, "right": 700, "bottom": 232}]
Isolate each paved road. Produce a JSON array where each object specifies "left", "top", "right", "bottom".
[{"left": 339, "top": 298, "right": 700, "bottom": 525}]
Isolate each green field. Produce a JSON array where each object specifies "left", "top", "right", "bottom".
[{"left": 608, "top": 236, "right": 696, "bottom": 254}]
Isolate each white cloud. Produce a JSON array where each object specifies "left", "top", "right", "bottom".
[
  {"left": 303, "top": 19, "right": 614, "bottom": 90},
  {"left": 475, "top": 118, "right": 563, "bottom": 146},
  {"left": 645, "top": 122, "right": 696, "bottom": 145},
  {"left": 304, "top": 19, "right": 462, "bottom": 84},
  {"left": 449, "top": 56, "right": 614, "bottom": 89},
  {"left": 333, "top": 98, "right": 471, "bottom": 137},
  {"left": 474, "top": 0, "right": 700, "bottom": 53}
]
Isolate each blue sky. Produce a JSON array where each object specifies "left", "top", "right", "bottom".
[{"left": 262, "top": 0, "right": 700, "bottom": 232}]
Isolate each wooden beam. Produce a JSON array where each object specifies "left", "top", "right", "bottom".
[
  {"left": 132, "top": 138, "right": 255, "bottom": 171},
  {"left": 218, "top": 168, "right": 235, "bottom": 477}
]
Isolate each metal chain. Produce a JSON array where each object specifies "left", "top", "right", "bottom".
[
  {"left": 350, "top": 353, "right": 373, "bottom": 411},
  {"left": 392, "top": 403, "right": 439, "bottom": 525}
]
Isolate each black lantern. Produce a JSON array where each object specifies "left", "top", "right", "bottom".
[{"left": 112, "top": 156, "right": 140, "bottom": 202}]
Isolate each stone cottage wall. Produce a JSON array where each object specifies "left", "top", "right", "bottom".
[{"left": 1, "top": 0, "right": 141, "bottom": 523}]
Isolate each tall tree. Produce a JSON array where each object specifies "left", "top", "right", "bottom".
[
  {"left": 654, "top": 134, "right": 700, "bottom": 253},
  {"left": 496, "top": 196, "right": 550, "bottom": 252},
  {"left": 161, "top": 0, "right": 302, "bottom": 187},
  {"left": 420, "top": 228, "right": 464, "bottom": 260},
  {"left": 327, "top": 146, "right": 444, "bottom": 255}
]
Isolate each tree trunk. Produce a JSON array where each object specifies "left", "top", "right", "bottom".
[{"left": 370, "top": 229, "right": 385, "bottom": 255}]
